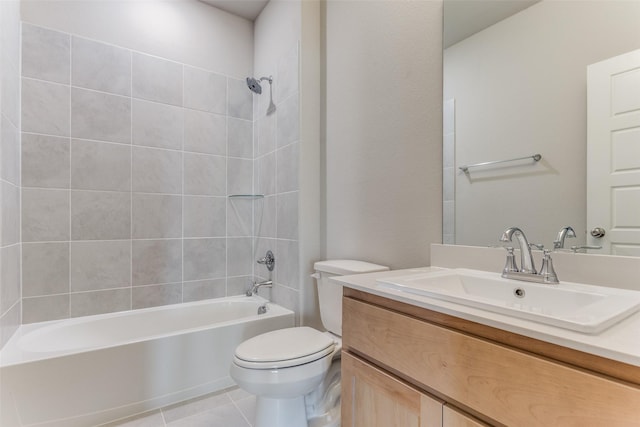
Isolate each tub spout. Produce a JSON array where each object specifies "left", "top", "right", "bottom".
[{"left": 246, "top": 280, "right": 273, "bottom": 296}]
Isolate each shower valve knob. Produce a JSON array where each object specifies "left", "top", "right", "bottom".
[
  {"left": 257, "top": 250, "right": 275, "bottom": 271},
  {"left": 590, "top": 227, "right": 606, "bottom": 238}
]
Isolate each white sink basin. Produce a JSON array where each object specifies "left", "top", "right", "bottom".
[{"left": 376, "top": 269, "right": 640, "bottom": 334}]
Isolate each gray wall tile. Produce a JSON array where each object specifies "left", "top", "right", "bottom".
[
  {"left": 183, "top": 66, "right": 226, "bottom": 114},
  {"left": 276, "top": 191, "right": 298, "bottom": 240},
  {"left": 276, "top": 142, "right": 299, "bottom": 193},
  {"left": 23, "top": 294, "right": 69, "bottom": 323},
  {"left": 71, "top": 190, "right": 130, "bottom": 240},
  {"left": 255, "top": 152, "right": 276, "bottom": 196},
  {"left": 183, "top": 109, "right": 226, "bottom": 155},
  {"left": 275, "top": 239, "right": 298, "bottom": 289},
  {"left": 227, "top": 198, "right": 253, "bottom": 237},
  {"left": 71, "top": 139, "right": 131, "bottom": 191},
  {"left": 22, "top": 133, "right": 70, "bottom": 188},
  {"left": 227, "top": 158, "right": 252, "bottom": 195},
  {"left": 132, "top": 146, "right": 182, "bottom": 194},
  {"left": 226, "top": 276, "right": 251, "bottom": 297},
  {"left": 22, "top": 188, "right": 70, "bottom": 242},
  {"left": 22, "top": 242, "right": 69, "bottom": 297},
  {"left": 72, "top": 36, "right": 131, "bottom": 96},
  {"left": 132, "top": 239, "right": 182, "bottom": 286},
  {"left": 132, "top": 283, "right": 182, "bottom": 309},
  {"left": 133, "top": 99, "right": 183, "bottom": 150},
  {"left": 0, "top": 303, "right": 20, "bottom": 349},
  {"left": 184, "top": 153, "right": 225, "bottom": 196},
  {"left": 132, "top": 194, "right": 182, "bottom": 238},
  {"left": 255, "top": 114, "right": 276, "bottom": 157},
  {"left": 227, "top": 118, "right": 253, "bottom": 159},
  {"left": 1, "top": 181, "right": 20, "bottom": 245},
  {"left": 276, "top": 94, "right": 299, "bottom": 148},
  {"left": 22, "top": 78, "right": 70, "bottom": 136},
  {"left": 183, "top": 196, "right": 226, "bottom": 238},
  {"left": 227, "top": 237, "right": 252, "bottom": 277},
  {"left": 227, "top": 78, "right": 252, "bottom": 120},
  {"left": 183, "top": 238, "right": 225, "bottom": 281},
  {"left": 254, "top": 195, "right": 276, "bottom": 239},
  {"left": 70, "top": 241, "right": 131, "bottom": 292},
  {"left": 132, "top": 53, "right": 183, "bottom": 106},
  {"left": 183, "top": 279, "right": 225, "bottom": 302},
  {"left": 2, "top": 60, "right": 20, "bottom": 126},
  {"left": 22, "top": 23, "right": 70, "bottom": 84},
  {"left": 272, "top": 283, "right": 299, "bottom": 314},
  {"left": 71, "top": 87, "right": 132, "bottom": 144},
  {"left": 70, "top": 288, "right": 131, "bottom": 317},
  {"left": 1, "top": 116, "right": 20, "bottom": 185},
  {"left": 0, "top": 244, "right": 21, "bottom": 314}
]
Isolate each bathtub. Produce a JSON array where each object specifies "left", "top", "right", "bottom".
[{"left": 0, "top": 295, "right": 294, "bottom": 427}]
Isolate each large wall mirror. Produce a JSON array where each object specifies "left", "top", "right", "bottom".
[{"left": 443, "top": 0, "right": 640, "bottom": 255}]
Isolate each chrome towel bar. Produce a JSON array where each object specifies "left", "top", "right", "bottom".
[{"left": 459, "top": 154, "right": 541, "bottom": 173}]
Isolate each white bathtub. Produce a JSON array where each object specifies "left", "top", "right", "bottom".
[{"left": 0, "top": 295, "right": 294, "bottom": 427}]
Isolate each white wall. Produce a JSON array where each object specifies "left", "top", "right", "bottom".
[
  {"left": 446, "top": 0, "right": 640, "bottom": 248},
  {"left": 324, "top": 0, "right": 443, "bottom": 269},
  {"left": 20, "top": 0, "right": 253, "bottom": 77}
]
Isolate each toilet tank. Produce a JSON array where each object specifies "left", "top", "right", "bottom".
[{"left": 313, "top": 260, "right": 389, "bottom": 337}]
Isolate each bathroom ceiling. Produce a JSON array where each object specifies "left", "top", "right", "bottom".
[
  {"left": 199, "top": 0, "right": 269, "bottom": 21},
  {"left": 444, "top": 0, "right": 540, "bottom": 47}
]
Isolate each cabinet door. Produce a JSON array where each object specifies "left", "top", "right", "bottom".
[
  {"left": 442, "top": 406, "right": 487, "bottom": 427},
  {"left": 342, "top": 352, "right": 443, "bottom": 427}
]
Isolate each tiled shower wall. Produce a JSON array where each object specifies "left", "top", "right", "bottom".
[
  {"left": 252, "top": 42, "right": 300, "bottom": 313},
  {"left": 19, "top": 23, "right": 257, "bottom": 323},
  {"left": 0, "top": 0, "right": 22, "bottom": 347}
]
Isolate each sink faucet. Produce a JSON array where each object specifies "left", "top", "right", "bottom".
[
  {"left": 246, "top": 279, "right": 273, "bottom": 296},
  {"left": 500, "top": 227, "right": 536, "bottom": 274},
  {"left": 553, "top": 226, "right": 576, "bottom": 250},
  {"left": 499, "top": 227, "right": 559, "bottom": 284}
]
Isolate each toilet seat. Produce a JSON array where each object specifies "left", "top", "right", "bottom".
[{"left": 234, "top": 327, "right": 336, "bottom": 370}]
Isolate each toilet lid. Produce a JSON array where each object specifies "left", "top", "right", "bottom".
[{"left": 234, "top": 327, "right": 336, "bottom": 369}]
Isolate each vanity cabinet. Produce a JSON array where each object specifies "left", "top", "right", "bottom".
[
  {"left": 342, "top": 289, "right": 640, "bottom": 427},
  {"left": 342, "top": 351, "right": 486, "bottom": 427}
]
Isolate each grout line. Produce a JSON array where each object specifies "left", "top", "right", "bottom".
[{"left": 130, "top": 49, "right": 134, "bottom": 311}]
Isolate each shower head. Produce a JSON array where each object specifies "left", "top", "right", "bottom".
[{"left": 246, "top": 76, "right": 272, "bottom": 95}]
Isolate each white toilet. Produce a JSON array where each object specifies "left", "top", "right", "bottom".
[{"left": 230, "top": 260, "right": 389, "bottom": 427}]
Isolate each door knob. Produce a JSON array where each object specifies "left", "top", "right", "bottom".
[{"left": 590, "top": 227, "right": 606, "bottom": 238}]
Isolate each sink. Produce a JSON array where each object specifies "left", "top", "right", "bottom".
[{"left": 376, "top": 269, "right": 640, "bottom": 333}]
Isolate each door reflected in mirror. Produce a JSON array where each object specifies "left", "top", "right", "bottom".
[{"left": 443, "top": 0, "right": 640, "bottom": 255}]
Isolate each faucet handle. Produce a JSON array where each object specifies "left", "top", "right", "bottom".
[
  {"left": 257, "top": 250, "right": 275, "bottom": 272},
  {"left": 502, "top": 247, "right": 519, "bottom": 275},
  {"left": 538, "top": 250, "right": 559, "bottom": 284},
  {"left": 528, "top": 243, "right": 544, "bottom": 250}
]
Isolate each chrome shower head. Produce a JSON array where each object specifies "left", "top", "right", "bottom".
[
  {"left": 246, "top": 76, "right": 272, "bottom": 95},
  {"left": 246, "top": 77, "right": 262, "bottom": 94}
]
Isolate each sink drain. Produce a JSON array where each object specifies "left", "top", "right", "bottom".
[{"left": 513, "top": 288, "right": 526, "bottom": 298}]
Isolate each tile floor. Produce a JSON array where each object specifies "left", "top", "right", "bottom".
[{"left": 102, "top": 387, "right": 256, "bottom": 427}]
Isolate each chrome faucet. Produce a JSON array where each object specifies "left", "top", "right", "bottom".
[
  {"left": 500, "top": 227, "right": 536, "bottom": 274},
  {"left": 500, "top": 227, "right": 559, "bottom": 284},
  {"left": 246, "top": 280, "right": 273, "bottom": 296},
  {"left": 553, "top": 226, "right": 576, "bottom": 250}
]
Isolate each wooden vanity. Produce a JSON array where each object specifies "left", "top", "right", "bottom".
[{"left": 341, "top": 288, "right": 640, "bottom": 427}]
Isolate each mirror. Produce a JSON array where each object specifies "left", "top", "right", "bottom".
[{"left": 443, "top": 0, "right": 640, "bottom": 254}]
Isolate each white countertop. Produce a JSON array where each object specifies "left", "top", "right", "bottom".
[{"left": 334, "top": 267, "right": 640, "bottom": 368}]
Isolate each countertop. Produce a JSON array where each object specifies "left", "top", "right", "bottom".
[{"left": 333, "top": 267, "right": 640, "bottom": 367}]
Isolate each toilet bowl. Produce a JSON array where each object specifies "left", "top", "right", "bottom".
[{"left": 230, "top": 260, "right": 389, "bottom": 427}]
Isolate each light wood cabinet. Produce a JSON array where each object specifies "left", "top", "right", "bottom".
[
  {"left": 342, "top": 352, "right": 443, "bottom": 427},
  {"left": 342, "top": 289, "right": 640, "bottom": 427}
]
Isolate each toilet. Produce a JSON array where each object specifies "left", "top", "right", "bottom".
[{"left": 230, "top": 260, "right": 389, "bottom": 427}]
